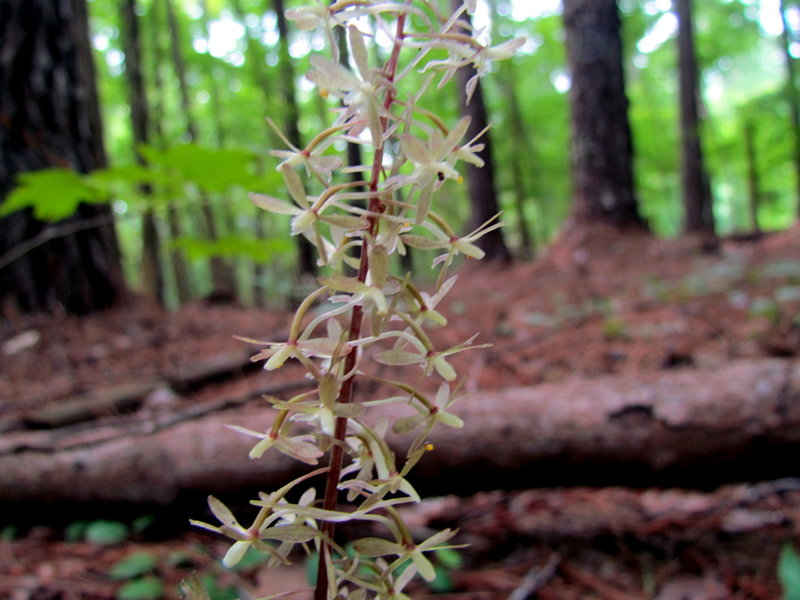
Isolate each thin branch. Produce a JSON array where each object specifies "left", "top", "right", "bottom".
[
  {"left": 506, "top": 553, "right": 561, "bottom": 600},
  {"left": 0, "top": 213, "right": 114, "bottom": 273}
]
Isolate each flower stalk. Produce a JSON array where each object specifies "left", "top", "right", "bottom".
[{"left": 192, "top": 2, "right": 522, "bottom": 598}]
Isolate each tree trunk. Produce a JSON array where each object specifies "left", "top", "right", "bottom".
[
  {"left": 452, "top": 3, "right": 511, "bottom": 263},
  {"left": 743, "top": 118, "right": 762, "bottom": 234},
  {"left": 0, "top": 0, "right": 124, "bottom": 317},
  {"left": 676, "top": 0, "right": 715, "bottom": 234},
  {"left": 779, "top": 0, "right": 800, "bottom": 219},
  {"left": 500, "top": 61, "right": 536, "bottom": 259},
  {"left": 165, "top": 0, "right": 238, "bottom": 302},
  {"left": 562, "top": 0, "right": 646, "bottom": 229},
  {"left": 198, "top": 0, "right": 227, "bottom": 148},
  {"left": 2, "top": 358, "right": 798, "bottom": 510},
  {"left": 120, "top": 0, "right": 165, "bottom": 304},
  {"left": 274, "top": 0, "right": 317, "bottom": 277}
]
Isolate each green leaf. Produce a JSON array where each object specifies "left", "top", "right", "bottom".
[
  {"left": 199, "top": 573, "right": 239, "bottom": 600},
  {"left": 132, "top": 515, "right": 156, "bottom": 534},
  {"left": 139, "top": 143, "right": 258, "bottom": 192},
  {"left": 64, "top": 521, "right": 89, "bottom": 543},
  {"left": 109, "top": 552, "right": 159, "bottom": 580},
  {"left": 172, "top": 235, "right": 294, "bottom": 263},
  {"left": 780, "top": 544, "right": 800, "bottom": 600},
  {"left": 85, "top": 520, "right": 130, "bottom": 545},
  {"left": 85, "top": 164, "right": 172, "bottom": 192},
  {"left": 434, "top": 547, "right": 463, "bottom": 569},
  {"left": 116, "top": 576, "right": 164, "bottom": 600},
  {"left": 0, "top": 168, "right": 106, "bottom": 221},
  {"left": 428, "top": 565, "right": 454, "bottom": 592}
]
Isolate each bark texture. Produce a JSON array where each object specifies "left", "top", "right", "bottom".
[
  {"left": 121, "top": 0, "right": 164, "bottom": 303},
  {"left": 563, "top": 0, "right": 645, "bottom": 229},
  {"left": 1, "top": 359, "right": 798, "bottom": 510},
  {"left": 779, "top": 0, "right": 800, "bottom": 218},
  {"left": 274, "top": 0, "right": 317, "bottom": 277},
  {"left": 453, "top": 0, "right": 511, "bottom": 262},
  {"left": 0, "top": 0, "right": 124, "bottom": 316},
  {"left": 676, "top": 0, "right": 715, "bottom": 234}
]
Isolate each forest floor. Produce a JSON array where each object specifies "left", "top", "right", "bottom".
[{"left": 2, "top": 224, "right": 800, "bottom": 599}]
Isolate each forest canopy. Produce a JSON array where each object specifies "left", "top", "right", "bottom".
[{"left": 1, "top": 0, "right": 799, "bottom": 309}]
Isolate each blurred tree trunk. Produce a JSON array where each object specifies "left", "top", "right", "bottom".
[
  {"left": 499, "top": 61, "right": 536, "bottom": 259},
  {"left": 743, "top": 118, "right": 762, "bottom": 234},
  {"left": 452, "top": 1, "right": 511, "bottom": 263},
  {"left": 148, "top": 1, "right": 193, "bottom": 304},
  {"left": 198, "top": 0, "right": 227, "bottom": 148},
  {"left": 120, "top": 0, "right": 164, "bottom": 304},
  {"left": 0, "top": 0, "right": 124, "bottom": 317},
  {"left": 779, "top": 0, "right": 800, "bottom": 218},
  {"left": 675, "top": 0, "right": 715, "bottom": 234},
  {"left": 486, "top": 0, "right": 535, "bottom": 258},
  {"left": 562, "top": 0, "right": 646, "bottom": 230},
  {"left": 165, "top": 0, "right": 238, "bottom": 302},
  {"left": 274, "top": 0, "right": 317, "bottom": 278}
]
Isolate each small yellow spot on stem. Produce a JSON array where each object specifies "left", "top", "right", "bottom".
[{"left": 424, "top": 443, "right": 435, "bottom": 452}]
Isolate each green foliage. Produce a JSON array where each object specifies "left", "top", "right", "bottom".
[
  {"left": 193, "top": 574, "right": 239, "bottom": 600},
  {"left": 85, "top": 520, "right": 131, "bottom": 545},
  {"left": 173, "top": 235, "right": 294, "bottom": 263},
  {"left": 109, "top": 552, "right": 160, "bottom": 580},
  {"left": 116, "top": 575, "right": 165, "bottom": 600},
  {"left": 0, "top": 168, "right": 106, "bottom": 221},
  {"left": 780, "top": 544, "right": 800, "bottom": 600},
  {"left": 0, "top": 142, "right": 272, "bottom": 218},
  {"left": 65, "top": 519, "right": 130, "bottom": 545},
  {"left": 137, "top": 144, "right": 267, "bottom": 193}
]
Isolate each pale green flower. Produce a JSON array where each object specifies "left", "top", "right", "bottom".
[{"left": 352, "top": 528, "right": 458, "bottom": 582}]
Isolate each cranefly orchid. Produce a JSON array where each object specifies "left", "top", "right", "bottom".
[{"left": 193, "top": 2, "right": 522, "bottom": 598}]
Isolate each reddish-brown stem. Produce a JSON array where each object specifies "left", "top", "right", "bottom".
[{"left": 314, "top": 11, "right": 408, "bottom": 600}]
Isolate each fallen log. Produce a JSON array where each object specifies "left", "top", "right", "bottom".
[{"left": 1, "top": 358, "right": 798, "bottom": 511}]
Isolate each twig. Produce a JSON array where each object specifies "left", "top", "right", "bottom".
[
  {"left": 0, "top": 213, "right": 114, "bottom": 272},
  {"left": 507, "top": 553, "right": 561, "bottom": 600}
]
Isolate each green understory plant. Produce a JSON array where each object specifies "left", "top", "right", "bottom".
[{"left": 191, "top": 2, "right": 522, "bottom": 598}]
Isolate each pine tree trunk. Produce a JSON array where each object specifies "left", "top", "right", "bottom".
[
  {"left": 274, "top": 0, "right": 317, "bottom": 277},
  {"left": 452, "top": 1, "right": 511, "bottom": 262},
  {"left": 500, "top": 62, "right": 536, "bottom": 259},
  {"left": 743, "top": 118, "right": 762, "bottom": 234},
  {"left": 676, "top": 0, "right": 715, "bottom": 234},
  {"left": 562, "top": 0, "right": 646, "bottom": 229},
  {"left": 779, "top": 0, "right": 800, "bottom": 219},
  {"left": 0, "top": 0, "right": 124, "bottom": 317},
  {"left": 165, "top": 0, "right": 238, "bottom": 301},
  {"left": 121, "top": 0, "right": 164, "bottom": 304},
  {"left": 198, "top": 0, "right": 227, "bottom": 148},
  {"left": 147, "top": 1, "right": 193, "bottom": 304}
]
